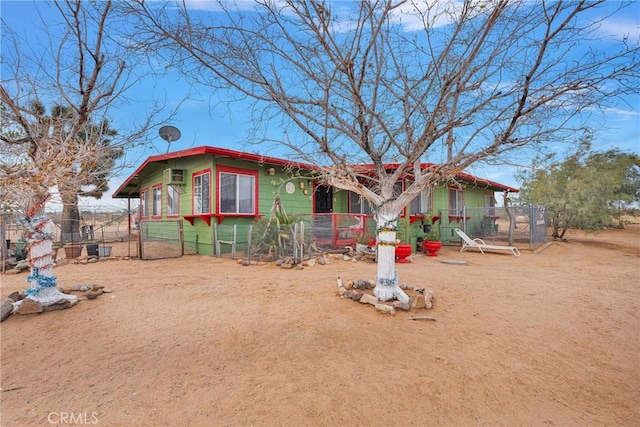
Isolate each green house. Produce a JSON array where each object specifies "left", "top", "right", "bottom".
[{"left": 113, "top": 146, "right": 518, "bottom": 256}]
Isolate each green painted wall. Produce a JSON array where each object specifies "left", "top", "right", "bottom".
[
  {"left": 136, "top": 152, "right": 501, "bottom": 253},
  {"left": 137, "top": 154, "right": 314, "bottom": 256}
]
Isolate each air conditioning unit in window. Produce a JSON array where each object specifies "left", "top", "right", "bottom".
[{"left": 163, "top": 168, "right": 186, "bottom": 185}]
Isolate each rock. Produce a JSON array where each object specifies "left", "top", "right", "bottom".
[
  {"left": 43, "top": 299, "right": 71, "bottom": 312},
  {"left": 56, "top": 258, "right": 70, "bottom": 266},
  {"left": 7, "top": 291, "right": 21, "bottom": 302},
  {"left": 87, "top": 258, "right": 99, "bottom": 264},
  {"left": 275, "top": 259, "right": 283, "bottom": 266},
  {"left": 1, "top": 299, "right": 14, "bottom": 321},
  {"left": 337, "top": 286, "right": 347, "bottom": 296},
  {"left": 303, "top": 258, "right": 316, "bottom": 266},
  {"left": 71, "top": 284, "right": 93, "bottom": 292},
  {"left": 355, "top": 279, "right": 369, "bottom": 290},
  {"left": 342, "top": 254, "right": 351, "bottom": 261},
  {"left": 4, "top": 269, "right": 20, "bottom": 275},
  {"left": 242, "top": 260, "right": 251, "bottom": 266},
  {"left": 84, "top": 290, "right": 103, "bottom": 300},
  {"left": 346, "top": 281, "right": 354, "bottom": 289},
  {"left": 280, "top": 263, "right": 293, "bottom": 269},
  {"left": 91, "top": 284, "right": 105, "bottom": 292},
  {"left": 296, "top": 264, "right": 304, "bottom": 270},
  {"left": 375, "top": 304, "right": 396, "bottom": 315},
  {"left": 392, "top": 301, "right": 411, "bottom": 311},
  {"left": 359, "top": 294, "right": 378, "bottom": 305},
  {"left": 343, "top": 291, "right": 356, "bottom": 300},
  {"left": 15, "top": 261, "right": 29, "bottom": 272},
  {"left": 409, "top": 294, "right": 426, "bottom": 309},
  {"left": 351, "top": 293, "right": 363, "bottom": 302},
  {"left": 400, "top": 284, "right": 409, "bottom": 290},
  {"left": 368, "top": 279, "right": 376, "bottom": 288},
  {"left": 424, "top": 290, "right": 434, "bottom": 309},
  {"left": 101, "top": 288, "right": 113, "bottom": 293},
  {"left": 79, "top": 259, "right": 89, "bottom": 265},
  {"left": 317, "top": 257, "right": 329, "bottom": 265},
  {"left": 15, "top": 298, "right": 44, "bottom": 315}
]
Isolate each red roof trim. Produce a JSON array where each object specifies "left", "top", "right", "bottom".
[
  {"left": 113, "top": 146, "right": 518, "bottom": 198},
  {"left": 113, "top": 146, "right": 315, "bottom": 197}
]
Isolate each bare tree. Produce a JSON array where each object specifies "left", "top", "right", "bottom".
[
  {"left": 0, "top": 0, "right": 161, "bottom": 306},
  {"left": 129, "top": 0, "right": 639, "bottom": 301}
]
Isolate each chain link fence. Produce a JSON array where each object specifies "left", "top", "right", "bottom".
[{"left": 445, "top": 205, "right": 547, "bottom": 249}]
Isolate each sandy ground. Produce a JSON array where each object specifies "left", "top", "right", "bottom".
[{"left": 1, "top": 225, "right": 639, "bottom": 427}]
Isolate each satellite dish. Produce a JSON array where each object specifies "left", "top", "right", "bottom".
[{"left": 159, "top": 125, "right": 181, "bottom": 153}]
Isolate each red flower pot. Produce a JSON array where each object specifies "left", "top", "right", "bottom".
[
  {"left": 395, "top": 243, "right": 412, "bottom": 263},
  {"left": 423, "top": 240, "right": 442, "bottom": 257}
]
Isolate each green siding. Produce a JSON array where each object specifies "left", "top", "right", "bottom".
[
  {"left": 137, "top": 154, "right": 314, "bottom": 256},
  {"left": 136, "top": 152, "right": 502, "bottom": 253}
]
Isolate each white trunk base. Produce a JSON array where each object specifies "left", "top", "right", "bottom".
[
  {"left": 23, "top": 287, "right": 77, "bottom": 307},
  {"left": 373, "top": 284, "right": 409, "bottom": 302}
]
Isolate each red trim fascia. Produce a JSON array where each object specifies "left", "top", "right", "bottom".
[
  {"left": 114, "top": 146, "right": 316, "bottom": 198},
  {"left": 114, "top": 146, "right": 519, "bottom": 199},
  {"left": 216, "top": 164, "right": 259, "bottom": 216}
]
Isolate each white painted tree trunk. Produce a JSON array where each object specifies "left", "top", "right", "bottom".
[
  {"left": 18, "top": 196, "right": 77, "bottom": 307},
  {"left": 373, "top": 211, "right": 409, "bottom": 302}
]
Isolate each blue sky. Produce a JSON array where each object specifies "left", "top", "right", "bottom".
[{"left": 2, "top": 0, "right": 639, "bottom": 211}]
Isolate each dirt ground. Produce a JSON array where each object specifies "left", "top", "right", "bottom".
[{"left": 1, "top": 224, "right": 638, "bottom": 427}]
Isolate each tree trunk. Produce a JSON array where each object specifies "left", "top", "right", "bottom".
[
  {"left": 60, "top": 190, "right": 81, "bottom": 243},
  {"left": 372, "top": 210, "right": 409, "bottom": 303},
  {"left": 16, "top": 194, "right": 77, "bottom": 307},
  {"left": 503, "top": 191, "right": 516, "bottom": 246}
]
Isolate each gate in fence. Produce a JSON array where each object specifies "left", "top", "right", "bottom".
[{"left": 139, "top": 220, "right": 183, "bottom": 260}]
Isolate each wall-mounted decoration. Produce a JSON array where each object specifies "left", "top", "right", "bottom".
[{"left": 285, "top": 182, "right": 295, "bottom": 194}]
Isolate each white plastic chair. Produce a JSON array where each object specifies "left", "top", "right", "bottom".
[{"left": 455, "top": 228, "right": 521, "bottom": 257}]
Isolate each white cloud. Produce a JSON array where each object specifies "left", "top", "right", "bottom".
[{"left": 596, "top": 17, "right": 640, "bottom": 43}]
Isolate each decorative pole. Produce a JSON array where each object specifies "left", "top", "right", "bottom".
[{"left": 17, "top": 194, "right": 77, "bottom": 307}]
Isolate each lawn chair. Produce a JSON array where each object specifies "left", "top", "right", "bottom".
[{"left": 455, "top": 228, "right": 521, "bottom": 257}]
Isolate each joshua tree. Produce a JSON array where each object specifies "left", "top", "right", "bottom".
[{"left": 0, "top": 0, "right": 157, "bottom": 306}]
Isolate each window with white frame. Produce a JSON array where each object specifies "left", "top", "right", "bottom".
[
  {"left": 485, "top": 194, "right": 496, "bottom": 216},
  {"left": 152, "top": 185, "right": 162, "bottom": 217},
  {"left": 449, "top": 188, "right": 464, "bottom": 215},
  {"left": 167, "top": 185, "right": 179, "bottom": 217},
  {"left": 140, "top": 189, "right": 148, "bottom": 218},
  {"left": 219, "top": 171, "right": 255, "bottom": 214},
  {"left": 193, "top": 171, "right": 211, "bottom": 214},
  {"left": 410, "top": 187, "right": 432, "bottom": 215}
]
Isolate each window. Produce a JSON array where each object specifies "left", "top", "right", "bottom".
[
  {"left": 449, "top": 188, "right": 464, "bottom": 215},
  {"left": 349, "top": 192, "right": 373, "bottom": 215},
  {"left": 152, "top": 185, "right": 162, "bottom": 217},
  {"left": 410, "top": 187, "right": 432, "bottom": 215},
  {"left": 348, "top": 182, "right": 401, "bottom": 215},
  {"left": 485, "top": 194, "right": 496, "bottom": 216},
  {"left": 140, "top": 189, "right": 148, "bottom": 218},
  {"left": 219, "top": 168, "right": 256, "bottom": 214},
  {"left": 167, "top": 185, "right": 180, "bottom": 217},
  {"left": 193, "top": 170, "right": 211, "bottom": 214}
]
